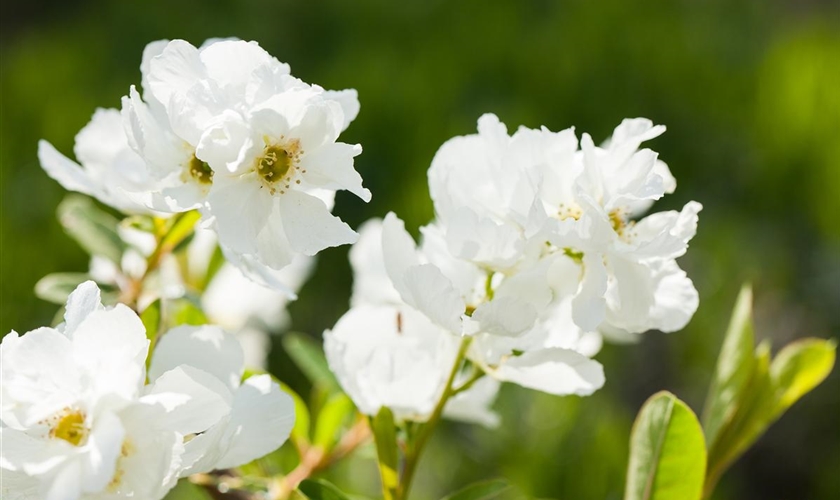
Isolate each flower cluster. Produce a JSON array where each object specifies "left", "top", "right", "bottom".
[
  {"left": 326, "top": 114, "right": 700, "bottom": 417},
  {"left": 40, "top": 38, "right": 369, "bottom": 292},
  {"left": 23, "top": 35, "right": 705, "bottom": 499},
  {"left": 1, "top": 282, "right": 294, "bottom": 500}
]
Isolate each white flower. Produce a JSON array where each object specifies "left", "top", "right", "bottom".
[
  {"left": 38, "top": 108, "right": 160, "bottom": 215},
  {"left": 427, "top": 113, "right": 566, "bottom": 272},
  {"left": 427, "top": 114, "right": 701, "bottom": 337},
  {"left": 146, "top": 324, "right": 295, "bottom": 475},
  {"left": 539, "top": 118, "right": 701, "bottom": 335},
  {"left": 325, "top": 219, "right": 500, "bottom": 424},
  {"left": 0, "top": 282, "right": 180, "bottom": 500},
  {"left": 381, "top": 212, "right": 550, "bottom": 338},
  {"left": 324, "top": 303, "right": 460, "bottom": 421},
  {"left": 123, "top": 39, "right": 369, "bottom": 276},
  {"left": 1, "top": 282, "right": 295, "bottom": 499}
]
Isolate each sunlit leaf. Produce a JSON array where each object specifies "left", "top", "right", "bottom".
[
  {"left": 141, "top": 299, "right": 161, "bottom": 343},
  {"left": 770, "top": 338, "right": 836, "bottom": 412},
  {"left": 162, "top": 210, "right": 201, "bottom": 253},
  {"left": 371, "top": 407, "right": 399, "bottom": 500},
  {"left": 168, "top": 297, "right": 208, "bottom": 327},
  {"left": 441, "top": 478, "right": 512, "bottom": 500},
  {"left": 279, "top": 381, "right": 311, "bottom": 449},
  {"left": 702, "top": 285, "right": 755, "bottom": 448},
  {"left": 314, "top": 392, "right": 354, "bottom": 450},
  {"left": 298, "top": 478, "right": 351, "bottom": 500},
  {"left": 625, "top": 391, "right": 706, "bottom": 500},
  {"left": 57, "top": 194, "right": 125, "bottom": 263},
  {"left": 34, "top": 272, "right": 91, "bottom": 304}
]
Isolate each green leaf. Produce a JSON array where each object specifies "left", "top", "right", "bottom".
[
  {"left": 701, "top": 285, "right": 755, "bottom": 448},
  {"left": 141, "top": 299, "right": 162, "bottom": 343},
  {"left": 57, "top": 194, "right": 125, "bottom": 263},
  {"left": 283, "top": 332, "right": 340, "bottom": 392},
  {"left": 704, "top": 342, "right": 774, "bottom": 497},
  {"left": 770, "top": 338, "right": 836, "bottom": 412},
  {"left": 168, "top": 297, "right": 208, "bottom": 327},
  {"left": 161, "top": 210, "right": 201, "bottom": 253},
  {"left": 314, "top": 392, "right": 355, "bottom": 450},
  {"left": 298, "top": 479, "right": 351, "bottom": 500},
  {"left": 121, "top": 215, "right": 156, "bottom": 234},
  {"left": 441, "top": 478, "right": 512, "bottom": 500},
  {"left": 624, "top": 391, "right": 706, "bottom": 500},
  {"left": 34, "top": 272, "right": 91, "bottom": 304},
  {"left": 371, "top": 407, "right": 399, "bottom": 500},
  {"left": 279, "top": 382, "right": 311, "bottom": 448},
  {"left": 163, "top": 479, "right": 212, "bottom": 500}
]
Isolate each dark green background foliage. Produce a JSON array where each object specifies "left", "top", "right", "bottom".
[{"left": 2, "top": 1, "right": 838, "bottom": 498}]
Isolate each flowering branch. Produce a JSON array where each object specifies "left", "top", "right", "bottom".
[{"left": 397, "top": 337, "right": 473, "bottom": 500}]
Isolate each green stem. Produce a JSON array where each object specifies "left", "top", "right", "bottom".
[{"left": 397, "top": 337, "right": 472, "bottom": 500}]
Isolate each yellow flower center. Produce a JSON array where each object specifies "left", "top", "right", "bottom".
[
  {"left": 188, "top": 155, "right": 214, "bottom": 185},
  {"left": 255, "top": 139, "right": 303, "bottom": 195},
  {"left": 51, "top": 410, "right": 87, "bottom": 446}
]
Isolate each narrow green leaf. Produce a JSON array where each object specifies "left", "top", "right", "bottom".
[
  {"left": 704, "top": 342, "right": 774, "bottom": 497},
  {"left": 283, "top": 332, "right": 340, "bottom": 392},
  {"left": 161, "top": 210, "right": 201, "bottom": 252},
  {"left": 625, "top": 391, "right": 706, "bottom": 500},
  {"left": 702, "top": 285, "right": 756, "bottom": 448},
  {"left": 371, "top": 407, "right": 399, "bottom": 500},
  {"left": 770, "top": 338, "right": 836, "bottom": 412},
  {"left": 57, "top": 194, "right": 126, "bottom": 263},
  {"left": 441, "top": 478, "right": 512, "bottom": 500},
  {"left": 314, "top": 393, "right": 355, "bottom": 450},
  {"left": 279, "top": 382, "right": 311, "bottom": 448},
  {"left": 163, "top": 479, "right": 212, "bottom": 500},
  {"left": 141, "top": 300, "right": 162, "bottom": 343},
  {"left": 34, "top": 273, "right": 91, "bottom": 304},
  {"left": 298, "top": 479, "right": 351, "bottom": 500}
]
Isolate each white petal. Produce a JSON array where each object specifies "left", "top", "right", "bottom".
[
  {"left": 472, "top": 297, "right": 536, "bottom": 337},
  {"left": 149, "top": 325, "right": 244, "bottom": 392},
  {"left": 381, "top": 212, "right": 421, "bottom": 298},
  {"left": 571, "top": 253, "right": 608, "bottom": 331},
  {"left": 322, "top": 88, "right": 360, "bottom": 131},
  {"left": 198, "top": 40, "right": 275, "bottom": 90},
  {"left": 648, "top": 261, "right": 699, "bottom": 332},
  {"left": 80, "top": 411, "right": 124, "bottom": 493},
  {"left": 147, "top": 40, "right": 205, "bottom": 110},
  {"left": 37, "top": 140, "right": 97, "bottom": 196},
  {"left": 195, "top": 110, "right": 260, "bottom": 174},
  {"left": 62, "top": 281, "right": 103, "bottom": 335},
  {"left": 206, "top": 175, "right": 272, "bottom": 255},
  {"left": 349, "top": 218, "right": 402, "bottom": 306},
  {"left": 401, "top": 264, "right": 465, "bottom": 334},
  {"left": 627, "top": 201, "right": 702, "bottom": 261},
  {"left": 444, "top": 208, "right": 522, "bottom": 269},
  {"left": 46, "top": 460, "right": 81, "bottom": 500},
  {"left": 325, "top": 304, "right": 457, "bottom": 420},
  {"left": 277, "top": 189, "right": 358, "bottom": 255},
  {"left": 300, "top": 142, "right": 370, "bottom": 202},
  {"left": 213, "top": 375, "right": 295, "bottom": 469},
  {"left": 72, "top": 305, "right": 149, "bottom": 401},
  {"left": 0, "top": 329, "right": 78, "bottom": 426},
  {"left": 144, "top": 365, "right": 233, "bottom": 435},
  {"left": 492, "top": 348, "right": 605, "bottom": 396}
]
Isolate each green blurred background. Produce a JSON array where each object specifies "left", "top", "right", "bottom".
[{"left": 2, "top": 0, "right": 839, "bottom": 498}]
